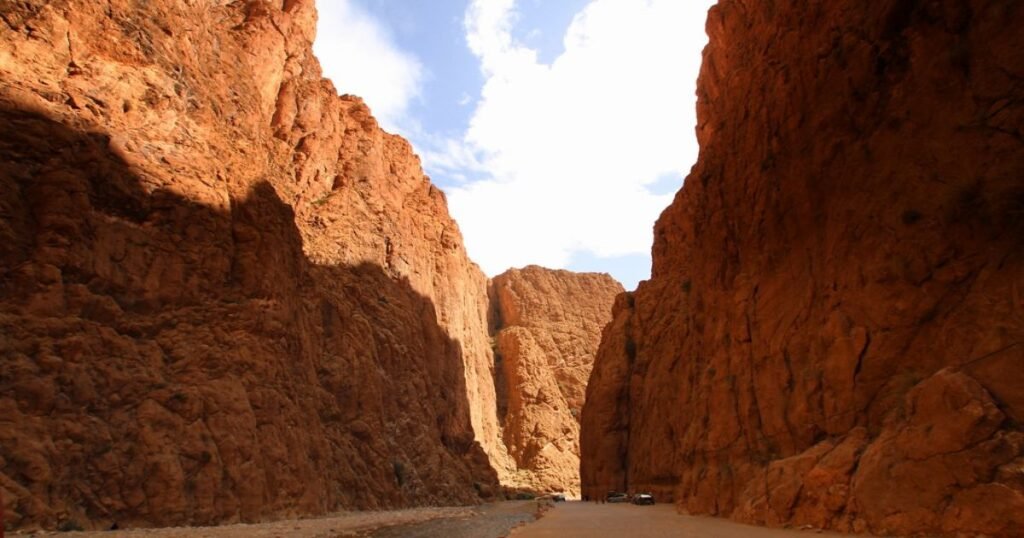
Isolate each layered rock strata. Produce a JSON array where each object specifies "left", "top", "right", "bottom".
[
  {"left": 581, "top": 1, "right": 1024, "bottom": 536},
  {"left": 0, "top": 0, "right": 510, "bottom": 530},
  {"left": 490, "top": 267, "right": 622, "bottom": 497}
]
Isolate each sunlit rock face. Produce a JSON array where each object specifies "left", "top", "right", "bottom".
[
  {"left": 490, "top": 266, "right": 622, "bottom": 497},
  {"left": 0, "top": 0, "right": 515, "bottom": 530},
  {"left": 581, "top": 1, "right": 1024, "bottom": 536}
]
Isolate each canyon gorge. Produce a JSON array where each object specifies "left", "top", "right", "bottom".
[
  {"left": 0, "top": 0, "right": 616, "bottom": 531},
  {"left": 581, "top": 0, "right": 1024, "bottom": 537},
  {"left": 1, "top": 0, "right": 1022, "bottom": 536}
]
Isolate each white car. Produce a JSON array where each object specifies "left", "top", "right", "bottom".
[
  {"left": 606, "top": 492, "right": 629, "bottom": 503},
  {"left": 632, "top": 493, "right": 655, "bottom": 505}
]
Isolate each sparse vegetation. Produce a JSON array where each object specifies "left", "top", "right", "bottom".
[{"left": 312, "top": 193, "right": 333, "bottom": 207}]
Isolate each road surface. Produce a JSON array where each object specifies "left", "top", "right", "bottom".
[
  {"left": 512, "top": 502, "right": 847, "bottom": 538},
  {"left": 10, "top": 503, "right": 539, "bottom": 538},
  {"left": 12, "top": 501, "right": 861, "bottom": 537}
]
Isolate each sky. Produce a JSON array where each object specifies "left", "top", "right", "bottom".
[{"left": 313, "top": 0, "right": 715, "bottom": 290}]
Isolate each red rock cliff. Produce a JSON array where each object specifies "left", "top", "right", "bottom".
[
  {"left": 581, "top": 1, "right": 1024, "bottom": 536},
  {"left": 490, "top": 266, "right": 622, "bottom": 497},
  {"left": 0, "top": 0, "right": 511, "bottom": 530}
]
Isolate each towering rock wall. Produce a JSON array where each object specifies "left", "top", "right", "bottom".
[
  {"left": 0, "top": 0, "right": 511, "bottom": 530},
  {"left": 581, "top": 1, "right": 1024, "bottom": 536},
  {"left": 490, "top": 267, "right": 622, "bottom": 497}
]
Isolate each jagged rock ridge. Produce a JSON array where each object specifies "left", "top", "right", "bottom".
[
  {"left": 581, "top": 1, "right": 1024, "bottom": 536},
  {"left": 490, "top": 266, "right": 622, "bottom": 497}
]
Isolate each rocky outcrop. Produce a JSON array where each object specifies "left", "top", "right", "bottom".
[
  {"left": 581, "top": 1, "right": 1024, "bottom": 536},
  {"left": 0, "top": 0, "right": 511, "bottom": 531},
  {"left": 490, "top": 267, "right": 622, "bottom": 497}
]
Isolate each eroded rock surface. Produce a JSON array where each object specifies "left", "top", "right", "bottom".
[
  {"left": 0, "top": 0, "right": 510, "bottom": 530},
  {"left": 490, "top": 267, "right": 622, "bottom": 497},
  {"left": 581, "top": 1, "right": 1024, "bottom": 536}
]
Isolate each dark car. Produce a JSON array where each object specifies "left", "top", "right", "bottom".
[
  {"left": 632, "top": 493, "right": 655, "bottom": 505},
  {"left": 606, "top": 492, "right": 630, "bottom": 503}
]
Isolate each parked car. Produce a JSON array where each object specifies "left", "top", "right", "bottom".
[
  {"left": 606, "top": 492, "right": 630, "bottom": 503},
  {"left": 552, "top": 493, "right": 566, "bottom": 502},
  {"left": 632, "top": 493, "right": 655, "bottom": 505}
]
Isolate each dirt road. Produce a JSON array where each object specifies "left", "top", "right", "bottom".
[
  {"left": 11, "top": 506, "right": 485, "bottom": 538},
  {"left": 367, "top": 501, "right": 537, "bottom": 537},
  {"left": 10, "top": 502, "right": 540, "bottom": 538},
  {"left": 12, "top": 501, "right": 860, "bottom": 537},
  {"left": 512, "top": 502, "right": 849, "bottom": 538}
]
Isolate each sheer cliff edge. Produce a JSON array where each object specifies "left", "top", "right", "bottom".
[
  {"left": 0, "top": 0, "right": 506, "bottom": 530},
  {"left": 581, "top": 2, "right": 1024, "bottom": 537}
]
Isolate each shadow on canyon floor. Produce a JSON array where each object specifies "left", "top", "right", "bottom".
[{"left": 0, "top": 104, "right": 499, "bottom": 531}]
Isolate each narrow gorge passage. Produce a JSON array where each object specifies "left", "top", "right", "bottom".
[{"left": 2, "top": 0, "right": 1023, "bottom": 537}]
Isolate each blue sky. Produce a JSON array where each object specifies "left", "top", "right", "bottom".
[
  {"left": 313, "top": 0, "right": 714, "bottom": 290},
  {"left": 344, "top": 1, "right": 483, "bottom": 145}
]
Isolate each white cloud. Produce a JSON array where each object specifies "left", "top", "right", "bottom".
[
  {"left": 416, "top": 134, "right": 487, "bottom": 182},
  {"left": 447, "top": 0, "right": 714, "bottom": 277},
  {"left": 313, "top": 0, "right": 422, "bottom": 131}
]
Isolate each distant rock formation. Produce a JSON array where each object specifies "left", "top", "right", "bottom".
[
  {"left": 0, "top": 0, "right": 511, "bottom": 530},
  {"left": 490, "top": 267, "right": 622, "bottom": 497},
  {"left": 581, "top": 1, "right": 1024, "bottom": 536}
]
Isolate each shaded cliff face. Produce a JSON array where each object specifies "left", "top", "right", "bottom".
[
  {"left": 0, "top": 0, "right": 508, "bottom": 530},
  {"left": 490, "top": 267, "right": 622, "bottom": 497},
  {"left": 581, "top": 1, "right": 1024, "bottom": 536}
]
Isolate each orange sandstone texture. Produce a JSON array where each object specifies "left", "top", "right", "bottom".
[
  {"left": 0, "top": 0, "right": 512, "bottom": 530},
  {"left": 490, "top": 267, "right": 622, "bottom": 497},
  {"left": 581, "top": 1, "right": 1024, "bottom": 536}
]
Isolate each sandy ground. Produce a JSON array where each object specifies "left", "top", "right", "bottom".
[
  {"left": 511, "top": 502, "right": 855, "bottom": 538},
  {"left": 10, "top": 505, "right": 483, "bottom": 538},
  {"left": 11, "top": 501, "right": 867, "bottom": 537},
  {"left": 367, "top": 501, "right": 538, "bottom": 537}
]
